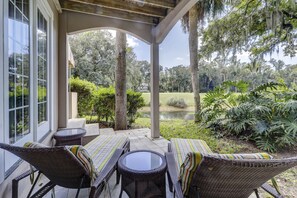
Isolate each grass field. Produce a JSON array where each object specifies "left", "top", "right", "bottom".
[{"left": 141, "top": 92, "right": 206, "bottom": 107}]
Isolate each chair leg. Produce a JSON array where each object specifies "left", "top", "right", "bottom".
[
  {"left": 27, "top": 172, "right": 41, "bottom": 198},
  {"left": 254, "top": 189, "right": 260, "bottom": 198},
  {"left": 116, "top": 170, "right": 120, "bottom": 184},
  {"left": 167, "top": 172, "right": 173, "bottom": 192},
  {"left": 75, "top": 176, "right": 85, "bottom": 198}
]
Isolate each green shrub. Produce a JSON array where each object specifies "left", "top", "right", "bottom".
[
  {"left": 127, "top": 90, "right": 145, "bottom": 124},
  {"left": 69, "top": 77, "right": 97, "bottom": 116},
  {"left": 93, "top": 87, "right": 145, "bottom": 125},
  {"left": 201, "top": 81, "right": 297, "bottom": 152},
  {"left": 167, "top": 97, "right": 187, "bottom": 108},
  {"left": 93, "top": 87, "right": 115, "bottom": 123}
]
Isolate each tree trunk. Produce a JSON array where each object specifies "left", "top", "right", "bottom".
[
  {"left": 115, "top": 31, "right": 127, "bottom": 130},
  {"left": 189, "top": 7, "right": 201, "bottom": 122}
]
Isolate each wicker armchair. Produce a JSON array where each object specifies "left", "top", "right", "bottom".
[
  {"left": 0, "top": 135, "right": 130, "bottom": 198},
  {"left": 166, "top": 138, "right": 297, "bottom": 198}
]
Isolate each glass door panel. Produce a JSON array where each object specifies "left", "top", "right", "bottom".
[
  {"left": 5, "top": 0, "right": 32, "bottom": 171},
  {"left": 36, "top": 7, "right": 49, "bottom": 139}
]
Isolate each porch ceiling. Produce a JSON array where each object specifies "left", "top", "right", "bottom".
[{"left": 58, "top": 0, "right": 177, "bottom": 25}]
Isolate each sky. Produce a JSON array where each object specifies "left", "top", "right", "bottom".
[{"left": 110, "top": 21, "right": 297, "bottom": 68}]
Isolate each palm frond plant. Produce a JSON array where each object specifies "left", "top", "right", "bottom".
[{"left": 200, "top": 80, "right": 297, "bottom": 152}]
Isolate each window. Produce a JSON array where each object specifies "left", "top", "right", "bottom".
[
  {"left": 37, "top": 9, "right": 47, "bottom": 126},
  {"left": 0, "top": 0, "right": 53, "bottom": 178},
  {"left": 8, "top": 0, "right": 30, "bottom": 144},
  {"left": 36, "top": 2, "right": 51, "bottom": 139}
]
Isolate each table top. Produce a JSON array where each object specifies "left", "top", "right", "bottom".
[
  {"left": 53, "top": 128, "right": 86, "bottom": 138},
  {"left": 122, "top": 151, "right": 163, "bottom": 171},
  {"left": 118, "top": 150, "right": 166, "bottom": 175}
]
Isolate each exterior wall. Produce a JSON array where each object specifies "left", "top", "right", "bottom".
[
  {"left": 69, "top": 92, "right": 78, "bottom": 119},
  {"left": 0, "top": 0, "right": 59, "bottom": 197}
]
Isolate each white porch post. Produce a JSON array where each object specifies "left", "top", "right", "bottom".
[
  {"left": 150, "top": 42, "right": 160, "bottom": 138},
  {"left": 58, "top": 13, "right": 68, "bottom": 128}
]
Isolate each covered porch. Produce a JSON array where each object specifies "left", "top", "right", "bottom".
[{"left": 56, "top": 0, "right": 199, "bottom": 138}]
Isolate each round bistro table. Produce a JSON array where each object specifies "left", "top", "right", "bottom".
[
  {"left": 118, "top": 150, "right": 167, "bottom": 198},
  {"left": 53, "top": 128, "right": 86, "bottom": 146}
]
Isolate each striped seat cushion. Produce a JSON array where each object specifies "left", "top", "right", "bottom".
[
  {"left": 170, "top": 138, "right": 213, "bottom": 172},
  {"left": 84, "top": 135, "right": 128, "bottom": 172},
  {"left": 24, "top": 142, "right": 48, "bottom": 148},
  {"left": 179, "top": 152, "right": 273, "bottom": 196}
]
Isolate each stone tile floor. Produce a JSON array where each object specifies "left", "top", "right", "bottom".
[{"left": 43, "top": 128, "right": 172, "bottom": 198}]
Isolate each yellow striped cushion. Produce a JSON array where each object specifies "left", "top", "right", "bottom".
[
  {"left": 24, "top": 142, "right": 48, "bottom": 148},
  {"left": 67, "top": 145, "right": 98, "bottom": 183},
  {"left": 171, "top": 138, "right": 213, "bottom": 172},
  {"left": 179, "top": 152, "right": 273, "bottom": 196},
  {"left": 84, "top": 135, "right": 128, "bottom": 172}
]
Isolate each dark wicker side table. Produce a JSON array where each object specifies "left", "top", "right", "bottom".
[
  {"left": 118, "top": 150, "right": 167, "bottom": 198},
  {"left": 53, "top": 128, "right": 86, "bottom": 146}
]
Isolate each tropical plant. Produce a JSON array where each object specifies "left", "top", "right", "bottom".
[{"left": 201, "top": 80, "right": 297, "bottom": 152}]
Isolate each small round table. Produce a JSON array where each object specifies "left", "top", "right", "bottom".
[
  {"left": 118, "top": 150, "right": 167, "bottom": 198},
  {"left": 53, "top": 128, "right": 86, "bottom": 146}
]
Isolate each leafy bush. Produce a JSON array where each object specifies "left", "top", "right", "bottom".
[
  {"left": 167, "top": 97, "right": 187, "bottom": 108},
  {"left": 93, "top": 87, "right": 145, "bottom": 125},
  {"left": 127, "top": 90, "right": 145, "bottom": 124},
  {"left": 69, "top": 77, "right": 97, "bottom": 116},
  {"left": 201, "top": 81, "right": 297, "bottom": 152}
]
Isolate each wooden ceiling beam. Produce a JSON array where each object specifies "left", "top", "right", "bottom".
[
  {"left": 67, "top": 0, "right": 167, "bottom": 18},
  {"left": 60, "top": 0, "right": 158, "bottom": 25},
  {"left": 130, "top": 0, "right": 176, "bottom": 9}
]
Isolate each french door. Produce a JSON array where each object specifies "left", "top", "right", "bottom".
[
  {"left": 35, "top": 3, "right": 50, "bottom": 140},
  {"left": 4, "top": 0, "right": 33, "bottom": 171},
  {"left": 3, "top": 0, "right": 51, "bottom": 173}
]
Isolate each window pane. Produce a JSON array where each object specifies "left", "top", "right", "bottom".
[
  {"left": 9, "top": 111, "right": 15, "bottom": 144},
  {"left": 9, "top": 74, "right": 15, "bottom": 109},
  {"left": 16, "top": 109, "right": 23, "bottom": 141},
  {"left": 23, "top": 107, "right": 30, "bottom": 135},
  {"left": 16, "top": 76, "right": 22, "bottom": 107},
  {"left": 23, "top": 77, "right": 29, "bottom": 106}
]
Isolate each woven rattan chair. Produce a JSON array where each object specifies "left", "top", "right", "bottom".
[
  {"left": 166, "top": 138, "right": 297, "bottom": 198},
  {"left": 0, "top": 135, "right": 130, "bottom": 198}
]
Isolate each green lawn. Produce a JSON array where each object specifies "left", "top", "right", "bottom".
[
  {"left": 133, "top": 118, "right": 244, "bottom": 154},
  {"left": 141, "top": 92, "right": 206, "bottom": 107}
]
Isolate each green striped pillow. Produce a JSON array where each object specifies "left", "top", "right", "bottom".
[
  {"left": 67, "top": 145, "right": 99, "bottom": 183},
  {"left": 24, "top": 142, "right": 48, "bottom": 148},
  {"left": 179, "top": 152, "right": 273, "bottom": 196}
]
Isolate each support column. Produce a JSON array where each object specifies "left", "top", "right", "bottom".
[
  {"left": 150, "top": 43, "right": 160, "bottom": 138},
  {"left": 58, "top": 13, "right": 68, "bottom": 128}
]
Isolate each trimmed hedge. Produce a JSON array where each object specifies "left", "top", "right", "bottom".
[
  {"left": 94, "top": 87, "right": 145, "bottom": 125},
  {"left": 69, "top": 77, "right": 97, "bottom": 116}
]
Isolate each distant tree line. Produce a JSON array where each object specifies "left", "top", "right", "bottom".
[{"left": 69, "top": 30, "right": 297, "bottom": 93}]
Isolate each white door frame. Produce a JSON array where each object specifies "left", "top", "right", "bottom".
[
  {"left": 0, "top": 0, "right": 5, "bottom": 184},
  {"left": 35, "top": 0, "right": 53, "bottom": 141}
]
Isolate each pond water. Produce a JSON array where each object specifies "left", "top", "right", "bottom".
[{"left": 139, "top": 111, "right": 195, "bottom": 120}]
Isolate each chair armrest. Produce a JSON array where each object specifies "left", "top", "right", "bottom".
[
  {"left": 89, "top": 148, "right": 124, "bottom": 198},
  {"left": 165, "top": 152, "right": 184, "bottom": 198},
  {"left": 261, "top": 183, "right": 284, "bottom": 198}
]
